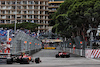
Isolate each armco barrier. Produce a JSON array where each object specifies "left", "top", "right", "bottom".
[{"left": 65, "top": 48, "right": 85, "bottom": 57}]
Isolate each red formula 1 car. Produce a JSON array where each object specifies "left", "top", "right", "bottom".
[
  {"left": 7, "top": 54, "right": 33, "bottom": 64},
  {"left": 55, "top": 52, "right": 70, "bottom": 58}
]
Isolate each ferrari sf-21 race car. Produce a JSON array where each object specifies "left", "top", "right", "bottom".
[{"left": 55, "top": 52, "right": 70, "bottom": 58}]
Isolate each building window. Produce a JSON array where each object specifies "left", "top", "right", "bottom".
[
  {"left": 28, "top": 11, "right": 32, "bottom": 14},
  {"left": 40, "top": 20, "right": 43, "bottom": 23},
  {"left": 34, "top": 11, "right": 38, "bottom": 14},
  {"left": 40, "top": 2, "right": 43, "bottom": 5},
  {"left": 12, "top": 11, "right": 16, "bottom": 14},
  {"left": 7, "top": 1, "right": 10, "bottom": 4},
  {"left": 18, "top": 11, "right": 21, "bottom": 14},
  {"left": 45, "top": 11, "right": 48, "bottom": 14},
  {"left": 35, "top": 1, "right": 38, "bottom": 4},
  {"left": 1, "top": 1, "right": 5, "bottom": 4},
  {"left": 1, "top": 11, "right": 5, "bottom": 14},
  {"left": 7, "top": 11, "right": 10, "bottom": 14},
  {"left": 17, "top": 1, "right": 21, "bottom": 4},
  {"left": 6, "top": 20, "right": 10, "bottom": 23},
  {"left": 23, "top": 1, "right": 27, "bottom": 4},
  {"left": 40, "top": 11, "right": 44, "bottom": 14},
  {"left": 18, "top": 20, "right": 21, "bottom": 22},
  {"left": 28, "top": 20, "right": 32, "bottom": 22},
  {"left": 12, "top": 6, "right": 15, "bottom": 9},
  {"left": 1, "top": 20, "right": 4, "bottom": 23},
  {"left": 12, "top": 1, "right": 15, "bottom": 4},
  {"left": 34, "top": 20, "right": 38, "bottom": 23},
  {"left": 29, "top": 6, "right": 32, "bottom": 9},
  {"left": 17, "top": 6, "right": 21, "bottom": 9},
  {"left": 6, "top": 6, "right": 11, "bottom": 9},
  {"left": 23, "top": 15, "right": 26, "bottom": 18},
  {"left": 34, "top": 15, "right": 38, "bottom": 19},
  {"left": 22, "top": 20, "right": 26, "bottom": 22},
  {"left": 23, "top": 6, "right": 27, "bottom": 9},
  {"left": 34, "top": 6, "right": 38, "bottom": 9},
  {"left": 40, "top": 6, "right": 44, "bottom": 9},
  {"left": 11, "top": 21, "right": 15, "bottom": 23},
  {"left": 29, "top": 15, "right": 32, "bottom": 19},
  {"left": 12, "top": 15, "right": 15, "bottom": 19},
  {"left": 23, "top": 11, "right": 26, "bottom": 14},
  {"left": 29, "top": 1, "right": 33, "bottom": 4}
]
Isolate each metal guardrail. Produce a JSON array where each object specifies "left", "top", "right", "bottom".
[{"left": 61, "top": 36, "right": 86, "bottom": 57}]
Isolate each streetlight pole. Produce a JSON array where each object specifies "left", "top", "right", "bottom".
[
  {"left": 65, "top": 37, "right": 66, "bottom": 51},
  {"left": 14, "top": 0, "right": 17, "bottom": 33}
]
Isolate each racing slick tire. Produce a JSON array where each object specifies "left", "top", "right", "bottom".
[
  {"left": 55, "top": 54, "right": 59, "bottom": 58},
  {"left": 7, "top": 58, "right": 13, "bottom": 64},
  {"left": 35, "top": 57, "right": 41, "bottom": 64}
]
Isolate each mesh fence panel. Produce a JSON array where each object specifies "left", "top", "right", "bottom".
[{"left": 11, "top": 31, "right": 41, "bottom": 54}]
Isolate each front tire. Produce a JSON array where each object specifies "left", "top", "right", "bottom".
[
  {"left": 55, "top": 54, "right": 59, "bottom": 58},
  {"left": 35, "top": 57, "right": 41, "bottom": 64}
]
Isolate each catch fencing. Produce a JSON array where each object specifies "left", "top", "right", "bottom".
[{"left": 11, "top": 31, "right": 42, "bottom": 55}]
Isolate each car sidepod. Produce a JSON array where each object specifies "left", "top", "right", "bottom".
[{"left": 66, "top": 53, "right": 70, "bottom": 57}]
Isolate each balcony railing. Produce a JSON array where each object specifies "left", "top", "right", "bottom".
[{"left": 2, "top": 17, "right": 6, "bottom": 19}]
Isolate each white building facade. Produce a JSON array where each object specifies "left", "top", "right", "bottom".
[{"left": 0, "top": 0, "right": 49, "bottom": 33}]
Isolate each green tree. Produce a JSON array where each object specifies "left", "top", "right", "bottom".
[
  {"left": 0, "top": 22, "right": 38, "bottom": 31},
  {"left": 52, "top": 0, "right": 100, "bottom": 38}
]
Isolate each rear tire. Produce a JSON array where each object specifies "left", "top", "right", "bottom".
[
  {"left": 26, "top": 60, "right": 29, "bottom": 64},
  {"left": 35, "top": 57, "right": 40, "bottom": 64},
  {"left": 7, "top": 59, "right": 13, "bottom": 64}
]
